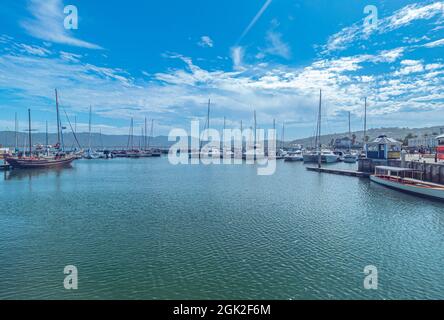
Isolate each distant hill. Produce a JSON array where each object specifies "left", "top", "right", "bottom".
[
  {"left": 288, "top": 125, "right": 444, "bottom": 147},
  {"left": 0, "top": 132, "right": 172, "bottom": 149},
  {"left": 1, "top": 125, "right": 443, "bottom": 149}
]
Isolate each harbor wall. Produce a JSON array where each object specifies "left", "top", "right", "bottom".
[{"left": 358, "top": 158, "right": 444, "bottom": 184}]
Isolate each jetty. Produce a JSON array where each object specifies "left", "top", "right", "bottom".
[{"left": 306, "top": 166, "right": 370, "bottom": 177}]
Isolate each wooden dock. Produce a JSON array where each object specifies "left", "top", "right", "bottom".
[{"left": 306, "top": 166, "right": 370, "bottom": 178}]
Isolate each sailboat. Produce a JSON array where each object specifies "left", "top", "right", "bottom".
[
  {"left": 145, "top": 118, "right": 160, "bottom": 157},
  {"left": 5, "top": 90, "right": 76, "bottom": 169},
  {"left": 303, "top": 90, "right": 339, "bottom": 164}
]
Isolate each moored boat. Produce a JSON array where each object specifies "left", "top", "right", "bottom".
[
  {"left": 284, "top": 150, "right": 303, "bottom": 162},
  {"left": 5, "top": 153, "right": 76, "bottom": 169},
  {"left": 370, "top": 166, "right": 444, "bottom": 201},
  {"left": 303, "top": 150, "right": 339, "bottom": 163},
  {"left": 343, "top": 153, "right": 358, "bottom": 163}
]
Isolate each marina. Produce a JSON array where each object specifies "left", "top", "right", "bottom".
[{"left": 1, "top": 0, "right": 444, "bottom": 303}]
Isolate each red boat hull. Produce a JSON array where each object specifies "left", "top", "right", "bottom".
[{"left": 5, "top": 156, "right": 76, "bottom": 169}]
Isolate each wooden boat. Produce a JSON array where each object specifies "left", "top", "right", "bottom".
[
  {"left": 5, "top": 154, "right": 76, "bottom": 169},
  {"left": 370, "top": 166, "right": 444, "bottom": 201}
]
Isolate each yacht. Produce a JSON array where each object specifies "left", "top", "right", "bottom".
[
  {"left": 284, "top": 150, "right": 303, "bottom": 162},
  {"left": 303, "top": 150, "right": 339, "bottom": 163}
]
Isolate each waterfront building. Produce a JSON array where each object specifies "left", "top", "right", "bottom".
[
  {"left": 366, "top": 135, "right": 402, "bottom": 160},
  {"left": 408, "top": 136, "right": 440, "bottom": 148}
]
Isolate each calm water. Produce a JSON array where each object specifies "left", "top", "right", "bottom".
[{"left": 0, "top": 157, "right": 443, "bottom": 300}]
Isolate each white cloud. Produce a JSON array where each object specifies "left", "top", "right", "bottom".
[
  {"left": 21, "top": 0, "right": 102, "bottom": 49},
  {"left": 198, "top": 36, "right": 214, "bottom": 48},
  {"left": 324, "top": 1, "right": 444, "bottom": 53},
  {"left": 423, "top": 38, "right": 444, "bottom": 48},
  {"left": 18, "top": 44, "right": 51, "bottom": 56},
  {"left": 395, "top": 60, "right": 424, "bottom": 75},
  {"left": 60, "top": 51, "right": 82, "bottom": 62},
  {"left": 261, "top": 31, "right": 291, "bottom": 59},
  {"left": 230, "top": 46, "right": 245, "bottom": 70}
]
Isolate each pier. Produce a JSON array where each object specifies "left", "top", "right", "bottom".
[{"left": 306, "top": 166, "right": 370, "bottom": 178}]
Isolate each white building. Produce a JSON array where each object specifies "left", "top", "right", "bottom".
[{"left": 408, "top": 136, "right": 439, "bottom": 148}]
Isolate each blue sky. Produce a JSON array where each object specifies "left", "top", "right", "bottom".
[{"left": 0, "top": 0, "right": 443, "bottom": 139}]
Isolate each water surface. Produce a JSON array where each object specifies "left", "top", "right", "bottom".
[{"left": 0, "top": 158, "right": 443, "bottom": 299}]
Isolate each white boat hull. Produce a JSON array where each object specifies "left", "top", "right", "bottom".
[{"left": 370, "top": 175, "right": 444, "bottom": 200}]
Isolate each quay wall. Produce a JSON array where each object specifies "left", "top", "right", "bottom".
[{"left": 358, "top": 158, "right": 444, "bottom": 185}]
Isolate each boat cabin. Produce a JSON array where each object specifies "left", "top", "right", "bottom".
[
  {"left": 366, "top": 135, "right": 402, "bottom": 160},
  {"left": 374, "top": 166, "right": 423, "bottom": 181},
  {"left": 436, "top": 134, "right": 444, "bottom": 161}
]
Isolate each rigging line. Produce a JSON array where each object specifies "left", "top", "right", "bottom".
[{"left": 62, "top": 107, "right": 82, "bottom": 149}]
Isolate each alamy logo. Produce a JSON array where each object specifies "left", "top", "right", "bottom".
[
  {"left": 363, "top": 265, "right": 378, "bottom": 290},
  {"left": 64, "top": 5, "right": 79, "bottom": 30},
  {"left": 363, "top": 5, "right": 378, "bottom": 31},
  {"left": 64, "top": 265, "right": 78, "bottom": 290},
  {"left": 168, "top": 120, "right": 277, "bottom": 176}
]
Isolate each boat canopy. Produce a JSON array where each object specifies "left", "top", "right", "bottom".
[{"left": 375, "top": 166, "right": 421, "bottom": 173}]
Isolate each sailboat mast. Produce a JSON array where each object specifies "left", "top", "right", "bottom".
[
  {"left": 55, "top": 89, "right": 61, "bottom": 147},
  {"left": 348, "top": 111, "right": 351, "bottom": 152},
  {"left": 28, "top": 109, "right": 32, "bottom": 156},
  {"left": 363, "top": 97, "right": 367, "bottom": 148},
  {"left": 148, "top": 119, "right": 153, "bottom": 149},
  {"left": 318, "top": 89, "right": 322, "bottom": 169},
  {"left": 207, "top": 99, "right": 211, "bottom": 131},
  {"left": 282, "top": 122, "right": 285, "bottom": 150},
  {"left": 46, "top": 121, "right": 48, "bottom": 147},
  {"left": 254, "top": 110, "right": 257, "bottom": 147},
  {"left": 88, "top": 106, "right": 92, "bottom": 150},
  {"left": 131, "top": 118, "right": 134, "bottom": 150},
  {"left": 144, "top": 117, "right": 147, "bottom": 150},
  {"left": 14, "top": 112, "right": 18, "bottom": 151}
]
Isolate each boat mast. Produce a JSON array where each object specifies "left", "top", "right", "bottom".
[
  {"left": 88, "top": 106, "right": 92, "bottom": 150},
  {"left": 363, "top": 97, "right": 367, "bottom": 152},
  {"left": 273, "top": 119, "right": 276, "bottom": 151},
  {"left": 130, "top": 118, "right": 134, "bottom": 150},
  {"left": 14, "top": 112, "right": 18, "bottom": 152},
  {"left": 254, "top": 110, "right": 257, "bottom": 148},
  {"left": 348, "top": 111, "right": 351, "bottom": 152},
  {"left": 282, "top": 122, "right": 285, "bottom": 150},
  {"left": 46, "top": 120, "right": 48, "bottom": 147},
  {"left": 148, "top": 119, "right": 154, "bottom": 149},
  {"left": 55, "top": 89, "right": 61, "bottom": 148},
  {"left": 144, "top": 117, "right": 147, "bottom": 150},
  {"left": 28, "top": 109, "right": 32, "bottom": 156},
  {"left": 207, "top": 99, "right": 211, "bottom": 132},
  {"left": 318, "top": 89, "right": 322, "bottom": 169}
]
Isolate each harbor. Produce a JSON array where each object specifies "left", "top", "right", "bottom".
[{"left": 1, "top": 0, "right": 444, "bottom": 302}]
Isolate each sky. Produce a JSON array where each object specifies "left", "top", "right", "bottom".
[{"left": 0, "top": 0, "right": 443, "bottom": 139}]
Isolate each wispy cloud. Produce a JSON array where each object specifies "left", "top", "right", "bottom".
[
  {"left": 230, "top": 46, "right": 245, "bottom": 70},
  {"left": 198, "top": 36, "right": 214, "bottom": 48},
  {"left": 21, "top": 0, "right": 102, "bottom": 49},
  {"left": 18, "top": 44, "right": 51, "bottom": 56},
  {"left": 261, "top": 31, "right": 291, "bottom": 59},
  {"left": 324, "top": 1, "right": 444, "bottom": 53},
  {"left": 238, "top": 0, "right": 273, "bottom": 43},
  {"left": 423, "top": 38, "right": 444, "bottom": 48}
]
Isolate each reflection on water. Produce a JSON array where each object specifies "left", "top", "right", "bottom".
[{"left": 4, "top": 166, "right": 73, "bottom": 181}]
